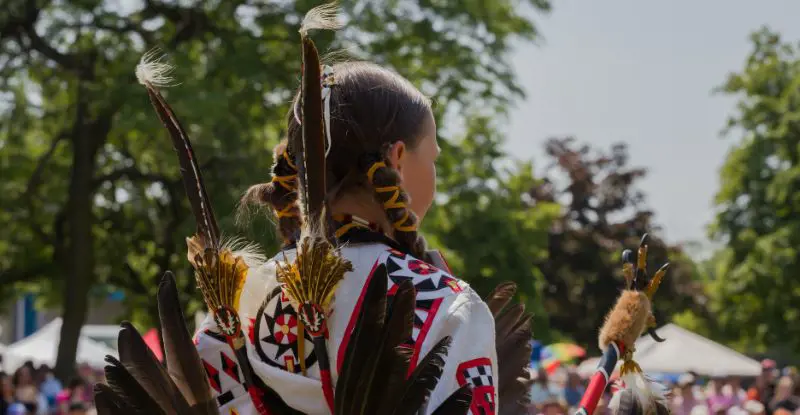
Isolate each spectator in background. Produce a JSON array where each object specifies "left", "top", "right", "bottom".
[
  {"left": 673, "top": 374, "right": 700, "bottom": 415},
  {"left": 725, "top": 376, "right": 748, "bottom": 405},
  {"left": 56, "top": 378, "right": 88, "bottom": 415},
  {"left": 744, "top": 400, "right": 767, "bottom": 415},
  {"left": 5, "top": 402, "right": 29, "bottom": 415},
  {"left": 11, "top": 366, "right": 46, "bottom": 414},
  {"left": 562, "top": 371, "right": 585, "bottom": 408},
  {"left": 769, "top": 377, "right": 800, "bottom": 413},
  {"left": 530, "top": 368, "right": 558, "bottom": 406},
  {"left": 37, "top": 365, "right": 62, "bottom": 410},
  {"left": 1, "top": 372, "right": 13, "bottom": 415},
  {"left": 538, "top": 398, "right": 567, "bottom": 415},
  {"left": 759, "top": 360, "right": 778, "bottom": 406}
]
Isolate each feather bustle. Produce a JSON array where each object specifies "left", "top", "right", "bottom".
[
  {"left": 484, "top": 282, "right": 517, "bottom": 315},
  {"left": 363, "top": 280, "right": 416, "bottom": 414},
  {"left": 486, "top": 282, "right": 535, "bottom": 414},
  {"left": 334, "top": 264, "right": 389, "bottom": 415},
  {"left": 117, "top": 322, "right": 192, "bottom": 414},
  {"left": 94, "top": 383, "right": 134, "bottom": 415},
  {"left": 391, "top": 336, "right": 452, "bottom": 415},
  {"left": 157, "top": 272, "right": 215, "bottom": 409},
  {"left": 430, "top": 385, "right": 474, "bottom": 415}
]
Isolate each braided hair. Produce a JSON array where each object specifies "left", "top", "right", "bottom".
[
  {"left": 246, "top": 62, "right": 432, "bottom": 257},
  {"left": 241, "top": 139, "right": 302, "bottom": 243}
]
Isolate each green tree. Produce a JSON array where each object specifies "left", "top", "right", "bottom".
[
  {"left": 425, "top": 116, "right": 560, "bottom": 337},
  {"left": 0, "top": 0, "right": 550, "bottom": 380},
  {"left": 530, "top": 138, "right": 703, "bottom": 346},
  {"left": 708, "top": 28, "right": 800, "bottom": 353}
]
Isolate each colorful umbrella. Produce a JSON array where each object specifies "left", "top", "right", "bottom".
[{"left": 540, "top": 343, "right": 586, "bottom": 373}]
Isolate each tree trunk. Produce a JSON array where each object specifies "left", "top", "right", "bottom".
[{"left": 54, "top": 92, "right": 105, "bottom": 382}]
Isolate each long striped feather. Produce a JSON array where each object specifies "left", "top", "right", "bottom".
[{"left": 136, "top": 52, "right": 220, "bottom": 248}]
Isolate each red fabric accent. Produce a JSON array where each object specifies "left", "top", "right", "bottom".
[
  {"left": 320, "top": 369, "right": 335, "bottom": 414},
  {"left": 248, "top": 317, "right": 257, "bottom": 344},
  {"left": 247, "top": 385, "right": 272, "bottom": 415},
  {"left": 336, "top": 258, "right": 381, "bottom": 372},
  {"left": 456, "top": 358, "right": 496, "bottom": 415},
  {"left": 142, "top": 329, "right": 163, "bottom": 362},
  {"left": 407, "top": 298, "right": 443, "bottom": 375}
]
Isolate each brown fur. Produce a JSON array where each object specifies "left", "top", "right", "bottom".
[{"left": 599, "top": 290, "right": 652, "bottom": 350}]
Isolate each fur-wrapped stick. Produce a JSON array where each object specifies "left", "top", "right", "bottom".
[{"left": 574, "top": 234, "right": 670, "bottom": 415}]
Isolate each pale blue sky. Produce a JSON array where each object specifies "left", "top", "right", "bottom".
[{"left": 507, "top": 1, "right": 800, "bottom": 249}]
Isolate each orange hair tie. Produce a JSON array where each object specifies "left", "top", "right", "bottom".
[
  {"left": 366, "top": 161, "right": 386, "bottom": 184},
  {"left": 275, "top": 204, "right": 298, "bottom": 218},
  {"left": 374, "top": 186, "right": 406, "bottom": 210},
  {"left": 271, "top": 174, "right": 297, "bottom": 191},
  {"left": 282, "top": 149, "right": 297, "bottom": 171},
  {"left": 392, "top": 210, "right": 417, "bottom": 232}
]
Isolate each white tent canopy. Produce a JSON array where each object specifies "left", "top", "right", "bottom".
[
  {"left": 635, "top": 323, "right": 761, "bottom": 377},
  {"left": 577, "top": 324, "right": 761, "bottom": 378},
  {"left": 2, "top": 318, "right": 118, "bottom": 373}
]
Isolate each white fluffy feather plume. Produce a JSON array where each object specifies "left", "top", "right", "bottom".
[
  {"left": 608, "top": 374, "right": 670, "bottom": 415},
  {"left": 135, "top": 48, "right": 176, "bottom": 87},
  {"left": 299, "top": 2, "right": 343, "bottom": 37}
]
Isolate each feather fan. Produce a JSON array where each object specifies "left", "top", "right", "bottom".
[
  {"left": 94, "top": 274, "right": 213, "bottom": 415},
  {"left": 484, "top": 282, "right": 534, "bottom": 415},
  {"left": 334, "top": 263, "right": 472, "bottom": 415}
]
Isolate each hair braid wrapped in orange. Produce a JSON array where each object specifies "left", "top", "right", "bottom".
[
  {"left": 241, "top": 140, "right": 302, "bottom": 243},
  {"left": 362, "top": 153, "right": 427, "bottom": 258}
]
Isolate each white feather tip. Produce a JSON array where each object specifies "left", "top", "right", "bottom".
[
  {"left": 299, "top": 2, "right": 342, "bottom": 37},
  {"left": 135, "top": 49, "right": 175, "bottom": 88}
]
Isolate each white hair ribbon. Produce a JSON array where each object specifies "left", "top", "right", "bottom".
[{"left": 320, "top": 65, "right": 335, "bottom": 158}]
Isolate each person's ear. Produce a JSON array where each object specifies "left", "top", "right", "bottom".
[{"left": 386, "top": 141, "right": 407, "bottom": 172}]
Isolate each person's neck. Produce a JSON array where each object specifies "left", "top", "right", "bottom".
[{"left": 330, "top": 194, "right": 392, "bottom": 236}]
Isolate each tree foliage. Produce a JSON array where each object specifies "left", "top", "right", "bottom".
[
  {"left": 530, "top": 138, "right": 703, "bottom": 346},
  {"left": 425, "top": 116, "right": 560, "bottom": 335},
  {"left": 707, "top": 28, "right": 800, "bottom": 353},
  {"left": 0, "top": 0, "right": 549, "bottom": 379}
]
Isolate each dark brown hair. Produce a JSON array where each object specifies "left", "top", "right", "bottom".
[{"left": 244, "top": 61, "right": 432, "bottom": 257}]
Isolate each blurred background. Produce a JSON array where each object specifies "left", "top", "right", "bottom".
[{"left": 2, "top": 0, "right": 800, "bottom": 414}]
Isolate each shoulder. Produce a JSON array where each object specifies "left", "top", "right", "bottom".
[{"left": 378, "top": 248, "right": 470, "bottom": 301}]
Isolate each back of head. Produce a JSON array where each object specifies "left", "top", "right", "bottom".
[{"left": 244, "top": 61, "right": 433, "bottom": 257}]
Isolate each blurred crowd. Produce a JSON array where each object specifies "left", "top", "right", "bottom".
[
  {"left": 0, "top": 362, "right": 100, "bottom": 415},
  {"left": 527, "top": 360, "right": 800, "bottom": 415}
]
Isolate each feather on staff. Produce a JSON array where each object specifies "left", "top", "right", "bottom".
[
  {"left": 135, "top": 53, "right": 284, "bottom": 414},
  {"left": 575, "top": 234, "right": 670, "bottom": 415}
]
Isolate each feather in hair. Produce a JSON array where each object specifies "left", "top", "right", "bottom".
[{"left": 278, "top": 5, "right": 352, "bottom": 411}]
